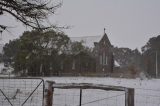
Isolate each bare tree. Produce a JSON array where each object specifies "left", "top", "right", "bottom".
[{"left": 0, "top": 0, "right": 62, "bottom": 33}]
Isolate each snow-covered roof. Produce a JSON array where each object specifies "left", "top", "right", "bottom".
[
  {"left": 142, "top": 46, "right": 150, "bottom": 53},
  {"left": 114, "top": 60, "right": 120, "bottom": 67},
  {"left": 70, "top": 35, "right": 103, "bottom": 48},
  {"left": 70, "top": 35, "right": 121, "bottom": 67}
]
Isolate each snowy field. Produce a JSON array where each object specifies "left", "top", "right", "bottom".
[
  {"left": 0, "top": 78, "right": 44, "bottom": 106},
  {"left": 44, "top": 77, "right": 160, "bottom": 106},
  {"left": 0, "top": 77, "right": 160, "bottom": 106}
]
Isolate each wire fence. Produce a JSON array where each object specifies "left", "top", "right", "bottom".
[
  {"left": 0, "top": 77, "right": 160, "bottom": 106},
  {"left": 134, "top": 88, "right": 160, "bottom": 106},
  {"left": 52, "top": 88, "right": 125, "bottom": 106},
  {"left": 52, "top": 88, "right": 160, "bottom": 106},
  {"left": 0, "top": 78, "right": 44, "bottom": 106}
]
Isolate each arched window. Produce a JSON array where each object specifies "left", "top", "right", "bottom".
[
  {"left": 103, "top": 52, "right": 105, "bottom": 65},
  {"left": 100, "top": 55, "right": 102, "bottom": 65},
  {"left": 105, "top": 56, "right": 107, "bottom": 65},
  {"left": 72, "top": 60, "right": 75, "bottom": 70},
  {"left": 100, "top": 52, "right": 108, "bottom": 65}
]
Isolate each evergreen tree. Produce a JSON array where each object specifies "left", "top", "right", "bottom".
[{"left": 142, "top": 35, "right": 160, "bottom": 77}]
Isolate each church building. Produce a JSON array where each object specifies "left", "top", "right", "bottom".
[
  {"left": 70, "top": 29, "right": 120, "bottom": 74},
  {"left": 93, "top": 29, "right": 114, "bottom": 73}
]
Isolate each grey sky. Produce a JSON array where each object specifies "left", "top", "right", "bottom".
[{"left": 1, "top": 0, "right": 160, "bottom": 50}]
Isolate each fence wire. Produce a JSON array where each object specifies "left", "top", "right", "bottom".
[
  {"left": 53, "top": 88, "right": 125, "bottom": 106},
  {"left": 135, "top": 88, "right": 160, "bottom": 106},
  {"left": 52, "top": 85, "right": 160, "bottom": 106},
  {"left": 1, "top": 77, "right": 160, "bottom": 106},
  {"left": 0, "top": 78, "right": 44, "bottom": 106}
]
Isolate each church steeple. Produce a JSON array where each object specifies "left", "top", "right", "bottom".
[{"left": 100, "top": 28, "right": 111, "bottom": 46}]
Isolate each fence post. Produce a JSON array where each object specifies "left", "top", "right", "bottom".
[
  {"left": 43, "top": 81, "right": 55, "bottom": 106},
  {"left": 79, "top": 88, "right": 82, "bottom": 106},
  {"left": 125, "top": 88, "right": 134, "bottom": 106}
]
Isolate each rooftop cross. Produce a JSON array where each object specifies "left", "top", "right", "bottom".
[{"left": 104, "top": 28, "right": 106, "bottom": 34}]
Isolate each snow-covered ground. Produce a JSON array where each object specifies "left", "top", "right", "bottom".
[
  {"left": 0, "top": 78, "right": 44, "bottom": 106},
  {"left": 44, "top": 77, "right": 160, "bottom": 106},
  {"left": 44, "top": 77, "right": 160, "bottom": 89},
  {"left": 0, "top": 63, "right": 14, "bottom": 77},
  {"left": 0, "top": 77, "right": 160, "bottom": 106}
]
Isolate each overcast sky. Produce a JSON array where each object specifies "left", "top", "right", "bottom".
[{"left": 1, "top": 0, "right": 160, "bottom": 50}]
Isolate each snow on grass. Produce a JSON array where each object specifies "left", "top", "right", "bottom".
[
  {"left": 0, "top": 78, "right": 44, "bottom": 106},
  {"left": 0, "top": 77, "right": 160, "bottom": 106},
  {"left": 44, "top": 77, "right": 160, "bottom": 89},
  {"left": 44, "top": 77, "right": 160, "bottom": 106}
]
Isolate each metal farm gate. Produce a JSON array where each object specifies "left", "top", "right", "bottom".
[
  {"left": 0, "top": 78, "right": 134, "bottom": 106},
  {"left": 0, "top": 77, "right": 44, "bottom": 106},
  {"left": 45, "top": 81, "right": 134, "bottom": 106}
]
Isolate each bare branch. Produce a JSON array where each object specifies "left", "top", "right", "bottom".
[{"left": 0, "top": 0, "right": 62, "bottom": 33}]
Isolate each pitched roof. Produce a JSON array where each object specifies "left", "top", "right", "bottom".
[
  {"left": 70, "top": 35, "right": 103, "bottom": 48},
  {"left": 70, "top": 35, "right": 121, "bottom": 67},
  {"left": 115, "top": 61, "right": 120, "bottom": 67},
  {"left": 70, "top": 32, "right": 112, "bottom": 48},
  {"left": 99, "top": 33, "right": 111, "bottom": 46}
]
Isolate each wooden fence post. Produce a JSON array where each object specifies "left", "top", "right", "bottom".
[
  {"left": 43, "top": 81, "right": 55, "bottom": 106},
  {"left": 125, "top": 88, "right": 134, "bottom": 106}
]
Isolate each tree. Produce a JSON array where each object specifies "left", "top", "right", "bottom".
[
  {"left": 69, "top": 41, "right": 96, "bottom": 74},
  {"left": 70, "top": 41, "right": 88, "bottom": 54},
  {"left": 3, "top": 30, "right": 70, "bottom": 76},
  {"left": 141, "top": 35, "right": 160, "bottom": 77},
  {"left": 3, "top": 39, "right": 20, "bottom": 65},
  {"left": 113, "top": 47, "right": 142, "bottom": 67},
  {"left": 0, "top": 0, "right": 62, "bottom": 33}
]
